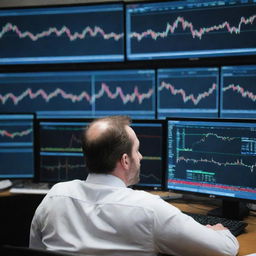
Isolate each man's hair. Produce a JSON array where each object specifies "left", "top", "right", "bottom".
[{"left": 82, "top": 116, "right": 132, "bottom": 174}]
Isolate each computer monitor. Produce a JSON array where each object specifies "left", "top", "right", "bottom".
[
  {"left": 0, "top": 70, "right": 155, "bottom": 119},
  {"left": 131, "top": 120, "right": 166, "bottom": 190},
  {"left": 0, "top": 114, "right": 35, "bottom": 179},
  {"left": 126, "top": 0, "right": 256, "bottom": 60},
  {"left": 166, "top": 118, "right": 256, "bottom": 219},
  {"left": 220, "top": 65, "right": 256, "bottom": 119},
  {"left": 157, "top": 67, "right": 219, "bottom": 118},
  {"left": 0, "top": 3, "right": 124, "bottom": 64},
  {"left": 36, "top": 118, "right": 165, "bottom": 190},
  {"left": 36, "top": 118, "right": 90, "bottom": 183}
]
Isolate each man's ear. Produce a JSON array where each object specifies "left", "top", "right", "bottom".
[{"left": 120, "top": 153, "right": 130, "bottom": 170}]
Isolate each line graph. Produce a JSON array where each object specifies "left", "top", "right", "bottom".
[
  {"left": 0, "top": 83, "right": 153, "bottom": 105},
  {"left": 0, "top": 23, "right": 124, "bottom": 41},
  {"left": 177, "top": 156, "right": 256, "bottom": 173},
  {"left": 159, "top": 81, "right": 217, "bottom": 105},
  {"left": 0, "top": 4, "right": 124, "bottom": 63},
  {"left": 0, "top": 128, "right": 32, "bottom": 139},
  {"left": 130, "top": 15, "right": 256, "bottom": 41},
  {"left": 127, "top": 1, "right": 256, "bottom": 60},
  {"left": 223, "top": 84, "right": 256, "bottom": 102},
  {"left": 221, "top": 66, "right": 256, "bottom": 118},
  {"left": 168, "top": 121, "right": 256, "bottom": 189}
]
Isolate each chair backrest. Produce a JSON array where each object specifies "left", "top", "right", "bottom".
[{"left": 0, "top": 245, "right": 81, "bottom": 256}]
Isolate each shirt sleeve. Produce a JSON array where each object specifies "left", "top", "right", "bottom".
[
  {"left": 29, "top": 213, "right": 45, "bottom": 249},
  {"left": 152, "top": 199, "right": 239, "bottom": 256}
]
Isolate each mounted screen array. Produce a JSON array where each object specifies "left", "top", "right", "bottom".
[{"left": 0, "top": 0, "right": 255, "bottom": 64}]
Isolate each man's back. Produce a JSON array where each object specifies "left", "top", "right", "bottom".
[{"left": 30, "top": 174, "right": 239, "bottom": 256}]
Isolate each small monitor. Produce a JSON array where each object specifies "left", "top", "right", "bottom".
[
  {"left": 167, "top": 118, "right": 256, "bottom": 219},
  {"left": 0, "top": 70, "right": 155, "bottom": 119},
  {"left": 0, "top": 114, "right": 35, "bottom": 179},
  {"left": 132, "top": 119, "right": 166, "bottom": 190},
  {"left": 220, "top": 65, "right": 256, "bottom": 119},
  {"left": 157, "top": 67, "right": 219, "bottom": 118},
  {"left": 36, "top": 118, "right": 90, "bottom": 183},
  {"left": 0, "top": 4, "right": 124, "bottom": 64},
  {"left": 126, "top": 0, "right": 256, "bottom": 60}
]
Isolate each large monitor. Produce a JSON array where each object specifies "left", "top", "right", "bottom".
[
  {"left": 126, "top": 0, "right": 256, "bottom": 60},
  {"left": 0, "top": 114, "right": 35, "bottom": 179},
  {"left": 36, "top": 118, "right": 165, "bottom": 190},
  {"left": 157, "top": 67, "right": 219, "bottom": 118},
  {"left": 167, "top": 118, "right": 256, "bottom": 219},
  {"left": 0, "top": 4, "right": 124, "bottom": 64},
  {"left": 220, "top": 65, "right": 256, "bottom": 119},
  {"left": 0, "top": 70, "right": 155, "bottom": 119}
]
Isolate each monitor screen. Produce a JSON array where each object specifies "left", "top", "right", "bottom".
[
  {"left": 0, "top": 4, "right": 124, "bottom": 64},
  {"left": 132, "top": 120, "right": 166, "bottom": 190},
  {"left": 157, "top": 67, "right": 219, "bottom": 118},
  {"left": 37, "top": 119, "right": 90, "bottom": 183},
  {"left": 0, "top": 114, "right": 35, "bottom": 179},
  {"left": 0, "top": 70, "right": 155, "bottom": 119},
  {"left": 220, "top": 65, "right": 256, "bottom": 119},
  {"left": 37, "top": 118, "right": 165, "bottom": 190},
  {"left": 166, "top": 118, "right": 256, "bottom": 218},
  {"left": 126, "top": 0, "right": 256, "bottom": 60}
]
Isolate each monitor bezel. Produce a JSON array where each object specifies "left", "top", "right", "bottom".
[
  {"left": 0, "top": 112, "right": 36, "bottom": 180},
  {"left": 165, "top": 117, "right": 256, "bottom": 203}
]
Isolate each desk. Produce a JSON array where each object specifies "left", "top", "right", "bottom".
[
  {"left": 161, "top": 193, "right": 256, "bottom": 256},
  {"left": 1, "top": 190, "right": 256, "bottom": 255}
]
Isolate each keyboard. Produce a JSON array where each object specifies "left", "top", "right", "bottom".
[
  {"left": 10, "top": 181, "right": 50, "bottom": 194},
  {"left": 184, "top": 211, "right": 247, "bottom": 236}
]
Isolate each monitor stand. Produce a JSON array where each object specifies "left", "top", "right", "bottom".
[{"left": 208, "top": 199, "right": 249, "bottom": 220}]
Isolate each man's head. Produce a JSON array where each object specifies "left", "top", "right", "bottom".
[{"left": 82, "top": 116, "right": 142, "bottom": 185}]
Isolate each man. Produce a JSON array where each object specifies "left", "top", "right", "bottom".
[{"left": 30, "top": 115, "right": 239, "bottom": 256}]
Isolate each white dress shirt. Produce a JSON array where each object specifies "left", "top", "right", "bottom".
[{"left": 30, "top": 174, "right": 239, "bottom": 256}]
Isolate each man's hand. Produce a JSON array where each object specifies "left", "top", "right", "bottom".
[{"left": 206, "top": 223, "right": 227, "bottom": 231}]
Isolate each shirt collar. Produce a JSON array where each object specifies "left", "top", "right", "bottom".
[{"left": 85, "top": 173, "right": 127, "bottom": 188}]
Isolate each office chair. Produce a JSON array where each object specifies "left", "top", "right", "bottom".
[{"left": 0, "top": 245, "right": 82, "bottom": 256}]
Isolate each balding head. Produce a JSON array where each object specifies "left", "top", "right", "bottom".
[{"left": 82, "top": 116, "right": 132, "bottom": 174}]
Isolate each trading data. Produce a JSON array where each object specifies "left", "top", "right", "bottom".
[
  {"left": 221, "top": 65, "right": 256, "bottom": 118},
  {"left": 132, "top": 121, "right": 165, "bottom": 190},
  {"left": 0, "top": 70, "right": 155, "bottom": 119},
  {"left": 167, "top": 119, "right": 256, "bottom": 200},
  {"left": 0, "top": 114, "right": 34, "bottom": 178},
  {"left": 126, "top": 0, "right": 256, "bottom": 60},
  {"left": 157, "top": 67, "right": 219, "bottom": 118},
  {"left": 38, "top": 121, "right": 89, "bottom": 182},
  {"left": 0, "top": 4, "right": 124, "bottom": 64}
]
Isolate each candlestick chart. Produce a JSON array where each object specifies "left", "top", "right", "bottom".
[
  {"left": 126, "top": 1, "right": 256, "bottom": 60},
  {"left": 0, "top": 4, "right": 124, "bottom": 64},
  {"left": 221, "top": 65, "right": 256, "bottom": 118},
  {"left": 0, "top": 70, "right": 155, "bottom": 118},
  {"left": 0, "top": 114, "right": 34, "bottom": 178},
  {"left": 157, "top": 68, "right": 219, "bottom": 118}
]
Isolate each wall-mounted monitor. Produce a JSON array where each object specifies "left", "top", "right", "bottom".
[
  {"left": 0, "top": 114, "right": 35, "bottom": 179},
  {"left": 220, "top": 65, "right": 256, "bottom": 119},
  {"left": 0, "top": 70, "right": 155, "bottom": 119},
  {"left": 126, "top": 0, "right": 256, "bottom": 60},
  {"left": 157, "top": 67, "right": 219, "bottom": 118},
  {"left": 0, "top": 4, "right": 124, "bottom": 64}
]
